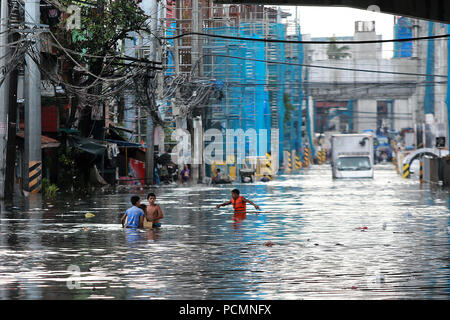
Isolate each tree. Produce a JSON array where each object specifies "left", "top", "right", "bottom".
[
  {"left": 49, "top": 0, "right": 155, "bottom": 134},
  {"left": 327, "top": 36, "right": 351, "bottom": 60},
  {"left": 34, "top": 1, "right": 160, "bottom": 190}
]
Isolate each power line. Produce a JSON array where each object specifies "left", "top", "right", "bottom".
[
  {"left": 224, "top": 81, "right": 447, "bottom": 86},
  {"left": 162, "top": 31, "right": 450, "bottom": 45},
  {"left": 205, "top": 54, "right": 448, "bottom": 78}
]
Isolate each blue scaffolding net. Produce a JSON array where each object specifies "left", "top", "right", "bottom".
[{"left": 204, "top": 21, "right": 305, "bottom": 169}]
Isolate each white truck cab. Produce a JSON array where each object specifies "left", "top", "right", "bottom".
[{"left": 331, "top": 134, "right": 374, "bottom": 179}]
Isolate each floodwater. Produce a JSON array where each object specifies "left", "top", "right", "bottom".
[{"left": 0, "top": 164, "right": 449, "bottom": 300}]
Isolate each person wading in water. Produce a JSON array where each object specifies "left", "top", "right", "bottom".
[{"left": 216, "top": 188, "right": 260, "bottom": 220}]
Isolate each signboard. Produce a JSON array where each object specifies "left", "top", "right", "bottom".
[
  {"left": 315, "top": 101, "right": 348, "bottom": 108},
  {"left": 404, "top": 132, "right": 414, "bottom": 149},
  {"left": 41, "top": 80, "right": 55, "bottom": 97},
  {"left": 42, "top": 106, "right": 59, "bottom": 132},
  {"left": 436, "top": 136, "right": 446, "bottom": 149}
]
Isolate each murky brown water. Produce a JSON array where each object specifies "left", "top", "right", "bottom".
[{"left": 0, "top": 164, "right": 449, "bottom": 299}]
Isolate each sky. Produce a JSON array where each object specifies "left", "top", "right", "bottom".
[{"left": 281, "top": 6, "right": 395, "bottom": 58}]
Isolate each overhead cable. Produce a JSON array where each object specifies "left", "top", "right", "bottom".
[{"left": 162, "top": 32, "right": 450, "bottom": 45}]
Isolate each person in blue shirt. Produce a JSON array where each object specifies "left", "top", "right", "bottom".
[{"left": 121, "top": 196, "right": 145, "bottom": 228}]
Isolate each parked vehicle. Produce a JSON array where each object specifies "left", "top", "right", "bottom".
[
  {"left": 374, "top": 135, "right": 392, "bottom": 163},
  {"left": 157, "top": 153, "right": 178, "bottom": 184},
  {"left": 331, "top": 133, "right": 374, "bottom": 179}
]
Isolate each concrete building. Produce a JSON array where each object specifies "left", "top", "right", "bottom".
[{"left": 302, "top": 19, "right": 446, "bottom": 143}]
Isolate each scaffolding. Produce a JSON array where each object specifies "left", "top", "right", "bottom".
[
  {"left": 164, "top": 3, "right": 306, "bottom": 171},
  {"left": 284, "top": 27, "right": 305, "bottom": 153},
  {"left": 201, "top": 5, "right": 305, "bottom": 167}
]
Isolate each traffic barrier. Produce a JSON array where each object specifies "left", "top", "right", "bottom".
[
  {"left": 28, "top": 161, "right": 42, "bottom": 193},
  {"left": 295, "top": 155, "right": 302, "bottom": 170},
  {"left": 419, "top": 161, "right": 423, "bottom": 182},
  {"left": 396, "top": 152, "right": 405, "bottom": 175},
  {"left": 392, "top": 156, "right": 397, "bottom": 172},
  {"left": 402, "top": 163, "right": 410, "bottom": 179},
  {"left": 287, "top": 151, "right": 292, "bottom": 171},
  {"left": 285, "top": 151, "right": 292, "bottom": 173},
  {"left": 265, "top": 152, "right": 272, "bottom": 176},
  {"left": 266, "top": 153, "right": 272, "bottom": 167},
  {"left": 317, "top": 149, "right": 326, "bottom": 165},
  {"left": 304, "top": 147, "right": 310, "bottom": 167}
]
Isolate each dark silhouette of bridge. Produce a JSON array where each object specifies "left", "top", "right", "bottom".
[{"left": 215, "top": 1, "right": 450, "bottom": 24}]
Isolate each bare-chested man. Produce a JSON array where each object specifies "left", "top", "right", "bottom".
[{"left": 146, "top": 193, "right": 164, "bottom": 228}]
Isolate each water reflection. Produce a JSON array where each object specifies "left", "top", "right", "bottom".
[{"left": 0, "top": 164, "right": 449, "bottom": 299}]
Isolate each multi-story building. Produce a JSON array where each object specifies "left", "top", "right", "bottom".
[{"left": 303, "top": 20, "right": 423, "bottom": 141}]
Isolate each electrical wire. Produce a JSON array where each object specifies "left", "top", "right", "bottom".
[
  {"left": 203, "top": 53, "right": 448, "bottom": 78},
  {"left": 161, "top": 31, "right": 450, "bottom": 45}
]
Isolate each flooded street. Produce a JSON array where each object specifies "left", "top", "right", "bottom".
[{"left": 1, "top": 164, "right": 449, "bottom": 299}]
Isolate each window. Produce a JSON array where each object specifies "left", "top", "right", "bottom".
[
  {"left": 337, "top": 157, "right": 371, "bottom": 171},
  {"left": 377, "top": 137, "right": 389, "bottom": 145}
]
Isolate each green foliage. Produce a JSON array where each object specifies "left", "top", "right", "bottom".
[
  {"left": 58, "top": 150, "right": 86, "bottom": 192},
  {"left": 42, "top": 178, "right": 60, "bottom": 198},
  {"left": 327, "top": 36, "right": 352, "bottom": 60},
  {"left": 57, "top": 0, "right": 149, "bottom": 63}
]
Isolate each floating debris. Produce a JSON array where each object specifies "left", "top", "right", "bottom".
[
  {"left": 264, "top": 241, "right": 273, "bottom": 247},
  {"left": 404, "top": 212, "right": 413, "bottom": 219},
  {"left": 376, "top": 274, "right": 386, "bottom": 283},
  {"left": 85, "top": 212, "right": 95, "bottom": 219}
]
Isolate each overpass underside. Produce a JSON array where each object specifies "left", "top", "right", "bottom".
[
  {"left": 309, "top": 82, "right": 416, "bottom": 100},
  {"left": 216, "top": 0, "right": 450, "bottom": 24}
]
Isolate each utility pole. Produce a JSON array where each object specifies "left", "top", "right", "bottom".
[
  {"left": 197, "top": 1, "right": 205, "bottom": 182},
  {"left": 173, "top": 0, "right": 182, "bottom": 128},
  {"left": 157, "top": 1, "right": 165, "bottom": 155},
  {"left": 5, "top": 30, "right": 19, "bottom": 200},
  {"left": 138, "top": 35, "right": 144, "bottom": 144},
  {"left": 0, "top": 0, "right": 10, "bottom": 199},
  {"left": 145, "top": 0, "right": 158, "bottom": 185},
  {"left": 123, "top": 34, "right": 137, "bottom": 142},
  {"left": 173, "top": 0, "right": 185, "bottom": 174},
  {"left": 24, "top": 0, "right": 42, "bottom": 193},
  {"left": 191, "top": 0, "right": 203, "bottom": 183}
]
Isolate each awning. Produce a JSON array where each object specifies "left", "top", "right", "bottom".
[
  {"left": 109, "top": 125, "right": 134, "bottom": 134},
  {"left": 67, "top": 135, "right": 107, "bottom": 155},
  {"left": 58, "top": 128, "right": 81, "bottom": 135},
  {"left": 16, "top": 131, "right": 61, "bottom": 149}
]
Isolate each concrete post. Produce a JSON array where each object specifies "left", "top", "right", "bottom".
[
  {"left": 191, "top": 0, "right": 199, "bottom": 74},
  {"left": 24, "top": 0, "right": 42, "bottom": 193},
  {"left": 5, "top": 32, "right": 19, "bottom": 200},
  {"left": 144, "top": 0, "right": 158, "bottom": 185},
  {"left": 0, "top": 0, "right": 10, "bottom": 198},
  {"left": 123, "top": 34, "right": 136, "bottom": 141},
  {"left": 190, "top": 0, "right": 201, "bottom": 183}
]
